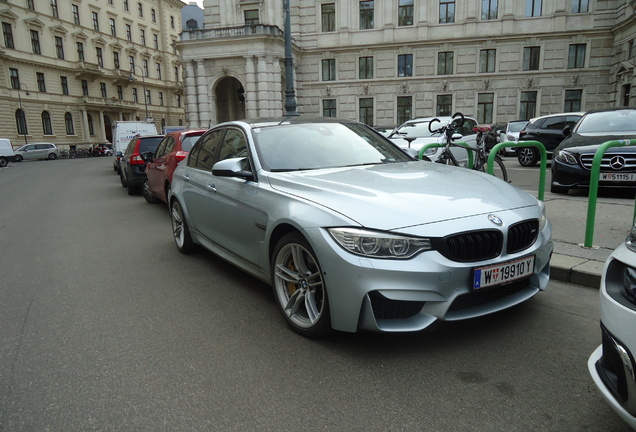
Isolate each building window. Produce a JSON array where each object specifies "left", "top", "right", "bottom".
[
  {"left": 138, "top": 2, "right": 143, "bottom": 17},
  {"left": 100, "top": 82, "right": 107, "bottom": 98},
  {"left": 323, "top": 99, "right": 336, "bottom": 117},
  {"left": 2, "top": 22, "right": 14, "bottom": 49},
  {"left": 482, "top": 0, "right": 498, "bottom": 20},
  {"left": 437, "top": 94, "right": 452, "bottom": 116},
  {"left": 477, "top": 93, "right": 494, "bottom": 123},
  {"left": 520, "top": 91, "right": 537, "bottom": 120},
  {"left": 92, "top": 11, "right": 99, "bottom": 31},
  {"left": 525, "top": 0, "right": 541, "bottom": 17},
  {"left": 437, "top": 51, "right": 454, "bottom": 75},
  {"left": 322, "top": 3, "right": 335, "bottom": 32},
  {"left": 170, "top": 16, "right": 175, "bottom": 29},
  {"left": 397, "top": 54, "right": 413, "bottom": 77},
  {"left": 397, "top": 96, "right": 412, "bottom": 125},
  {"left": 359, "top": 56, "right": 373, "bottom": 79},
  {"left": 176, "top": 94, "right": 181, "bottom": 107},
  {"left": 153, "top": 34, "right": 159, "bottom": 49},
  {"left": 42, "top": 111, "right": 53, "bottom": 135},
  {"left": 54, "top": 36, "right": 64, "bottom": 59},
  {"left": 132, "top": 88, "right": 138, "bottom": 103},
  {"left": 51, "top": 0, "right": 59, "bottom": 18},
  {"left": 151, "top": 9, "right": 156, "bottom": 23},
  {"left": 322, "top": 59, "right": 336, "bottom": 81},
  {"left": 174, "top": 66, "right": 179, "bottom": 81},
  {"left": 77, "top": 42, "right": 85, "bottom": 61},
  {"left": 123, "top": 0, "right": 129, "bottom": 12},
  {"left": 523, "top": 46, "right": 540, "bottom": 71},
  {"left": 16, "top": 109, "right": 27, "bottom": 136},
  {"left": 360, "top": 1, "right": 374, "bottom": 30},
  {"left": 245, "top": 10, "right": 259, "bottom": 25},
  {"left": 10, "top": 68, "right": 20, "bottom": 89},
  {"left": 125, "top": 24, "right": 132, "bottom": 41},
  {"left": 96, "top": 47, "right": 104, "bottom": 67},
  {"left": 145, "top": 89, "right": 151, "bottom": 105},
  {"left": 568, "top": 44, "right": 586, "bottom": 68},
  {"left": 159, "top": 92, "right": 164, "bottom": 106},
  {"left": 65, "top": 112, "right": 75, "bottom": 135},
  {"left": 398, "top": 0, "right": 414, "bottom": 26},
  {"left": 114, "top": 52, "right": 120, "bottom": 69},
  {"left": 129, "top": 56, "right": 135, "bottom": 71},
  {"left": 571, "top": 0, "right": 588, "bottom": 13},
  {"left": 81, "top": 79, "right": 89, "bottom": 96},
  {"left": 87, "top": 114, "right": 95, "bottom": 136},
  {"left": 117, "top": 85, "right": 123, "bottom": 100},
  {"left": 140, "top": 29, "right": 146, "bottom": 45},
  {"left": 156, "top": 63, "right": 161, "bottom": 79},
  {"left": 564, "top": 89, "right": 582, "bottom": 111},
  {"left": 72, "top": 4, "right": 80, "bottom": 24},
  {"left": 26, "top": 0, "right": 34, "bottom": 10},
  {"left": 143, "top": 59, "right": 149, "bottom": 77},
  {"left": 479, "top": 49, "right": 496, "bottom": 73},
  {"left": 60, "top": 76, "right": 69, "bottom": 95},
  {"left": 110, "top": 18, "right": 116, "bottom": 36},
  {"left": 36, "top": 72, "right": 46, "bottom": 92},
  {"left": 440, "top": 1, "right": 455, "bottom": 24},
  {"left": 359, "top": 98, "right": 373, "bottom": 126},
  {"left": 622, "top": 84, "right": 631, "bottom": 107},
  {"left": 30, "top": 30, "right": 41, "bottom": 54}
]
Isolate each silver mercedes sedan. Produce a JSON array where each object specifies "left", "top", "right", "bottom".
[{"left": 169, "top": 117, "right": 553, "bottom": 337}]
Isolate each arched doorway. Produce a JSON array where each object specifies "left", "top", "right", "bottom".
[
  {"left": 215, "top": 77, "right": 245, "bottom": 123},
  {"left": 104, "top": 115, "right": 113, "bottom": 143}
]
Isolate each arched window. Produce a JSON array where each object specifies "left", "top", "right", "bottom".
[
  {"left": 87, "top": 114, "right": 95, "bottom": 136},
  {"left": 65, "top": 112, "right": 75, "bottom": 135},
  {"left": 161, "top": 118, "right": 166, "bottom": 132},
  {"left": 42, "top": 111, "right": 53, "bottom": 135},
  {"left": 15, "top": 109, "right": 28, "bottom": 135}
]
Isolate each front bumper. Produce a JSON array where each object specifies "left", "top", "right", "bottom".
[{"left": 552, "top": 158, "right": 636, "bottom": 190}]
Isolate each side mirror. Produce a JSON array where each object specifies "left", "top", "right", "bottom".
[
  {"left": 451, "top": 133, "right": 463, "bottom": 141},
  {"left": 116, "top": 151, "right": 123, "bottom": 157},
  {"left": 212, "top": 157, "right": 254, "bottom": 181}
]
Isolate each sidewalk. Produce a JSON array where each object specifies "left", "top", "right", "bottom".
[{"left": 540, "top": 190, "right": 635, "bottom": 288}]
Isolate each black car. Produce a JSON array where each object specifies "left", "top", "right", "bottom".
[
  {"left": 119, "top": 135, "right": 164, "bottom": 195},
  {"left": 551, "top": 107, "right": 636, "bottom": 194},
  {"left": 516, "top": 112, "right": 584, "bottom": 167}
]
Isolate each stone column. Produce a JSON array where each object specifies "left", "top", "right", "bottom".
[
  {"left": 98, "top": 110, "right": 106, "bottom": 142},
  {"left": 185, "top": 61, "right": 199, "bottom": 127},
  {"left": 81, "top": 109, "right": 90, "bottom": 142},
  {"left": 244, "top": 56, "right": 258, "bottom": 118},
  {"left": 196, "top": 61, "right": 212, "bottom": 128},
  {"left": 257, "top": 56, "right": 270, "bottom": 116}
]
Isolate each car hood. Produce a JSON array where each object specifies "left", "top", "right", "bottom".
[
  {"left": 557, "top": 133, "right": 636, "bottom": 153},
  {"left": 266, "top": 162, "right": 536, "bottom": 230}
]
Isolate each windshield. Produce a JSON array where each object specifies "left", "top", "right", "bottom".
[
  {"left": 394, "top": 122, "right": 436, "bottom": 138},
  {"left": 576, "top": 109, "right": 636, "bottom": 134},
  {"left": 508, "top": 122, "right": 528, "bottom": 133},
  {"left": 253, "top": 122, "right": 412, "bottom": 171}
]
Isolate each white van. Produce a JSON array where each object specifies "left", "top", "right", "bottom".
[
  {"left": 0, "top": 138, "right": 16, "bottom": 167},
  {"left": 111, "top": 121, "right": 158, "bottom": 172}
]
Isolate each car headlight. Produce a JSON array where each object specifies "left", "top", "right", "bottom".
[
  {"left": 623, "top": 267, "right": 636, "bottom": 304},
  {"left": 554, "top": 150, "right": 577, "bottom": 165},
  {"left": 328, "top": 228, "right": 432, "bottom": 259},
  {"left": 626, "top": 219, "right": 636, "bottom": 252}
]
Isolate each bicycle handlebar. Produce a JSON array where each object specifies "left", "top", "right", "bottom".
[{"left": 428, "top": 112, "right": 465, "bottom": 135}]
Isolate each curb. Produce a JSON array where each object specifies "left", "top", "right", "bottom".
[{"left": 550, "top": 253, "right": 604, "bottom": 288}]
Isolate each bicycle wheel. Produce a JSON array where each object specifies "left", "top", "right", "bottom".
[{"left": 479, "top": 155, "right": 508, "bottom": 182}]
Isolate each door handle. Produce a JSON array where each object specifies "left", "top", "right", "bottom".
[{"left": 207, "top": 184, "right": 216, "bottom": 192}]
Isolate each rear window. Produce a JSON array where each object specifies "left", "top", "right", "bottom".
[
  {"left": 181, "top": 134, "right": 203, "bottom": 152},
  {"left": 139, "top": 137, "right": 163, "bottom": 153}
]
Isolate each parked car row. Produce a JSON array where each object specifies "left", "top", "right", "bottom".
[{"left": 114, "top": 116, "right": 553, "bottom": 339}]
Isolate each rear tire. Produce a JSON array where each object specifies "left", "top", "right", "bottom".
[
  {"left": 170, "top": 199, "right": 195, "bottom": 253},
  {"left": 517, "top": 147, "right": 538, "bottom": 167},
  {"left": 0, "top": 157, "right": 7, "bottom": 168},
  {"left": 143, "top": 179, "right": 159, "bottom": 203}
]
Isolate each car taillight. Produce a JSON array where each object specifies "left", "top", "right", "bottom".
[
  {"left": 131, "top": 154, "right": 145, "bottom": 165},
  {"left": 175, "top": 151, "right": 188, "bottom": 162}
]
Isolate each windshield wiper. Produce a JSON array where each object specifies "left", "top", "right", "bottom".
[{"left": 270, "top": 167, "right": 317, "bottom": 172}]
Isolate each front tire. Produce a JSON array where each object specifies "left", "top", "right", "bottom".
[
  {"left": 143, "top": 179, "right": 159, "bottom": 203},
  {"left": 48, "top": 153, "right": 57, "bottom": 160},
  {"left": 517, "top": 147, "right": 538, "bottom": 167},
  {"left": 14, "top": 155, "right": 22, "bottom": 162},
  {"left": 272, "top": 232, "right": 331, "bottom": 337},
  {"left": 170, "top": 199, "right": 195, "bottom": 253},
  {"left": 0, "top": 157, "right": 7, "bottom": 168}
]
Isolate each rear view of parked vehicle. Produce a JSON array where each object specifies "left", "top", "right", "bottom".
[
  {"left": 119, "top": 135, "right": 163, "bottom": 195},
  {"left": 144, "top": 129, "right": 206, "bottom": 204}
]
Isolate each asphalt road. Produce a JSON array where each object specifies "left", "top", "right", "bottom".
[{"left": 0, "top": 157, "right": 630, "bottom": 431}]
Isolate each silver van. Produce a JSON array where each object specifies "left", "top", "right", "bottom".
[{"left": 14, "top": 143, "right": 60, "bottom": 161}]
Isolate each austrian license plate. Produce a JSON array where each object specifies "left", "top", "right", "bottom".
[
  {"left": 473, "top": 256, "right": 535, "bottom": 290},
  {"left": 599, "top": 172, "right": 636, "bottom": 182}
]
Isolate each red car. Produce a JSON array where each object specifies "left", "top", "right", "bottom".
[{"left": 144, "top": 129, "right": 207, "bottom": 204}]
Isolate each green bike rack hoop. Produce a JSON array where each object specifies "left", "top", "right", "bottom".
[
  {"left": 583, "top": 139, "right": 636, "bottom": 248},
  {"left": 418, "top": 142, "right": 474, "bottom": 169},
  {"left": 488, "top": 141, "right": 547, "bottom": 201}
]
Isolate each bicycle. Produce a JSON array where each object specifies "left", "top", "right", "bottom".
[{"left": 427, "top": 112, "right": 508, "bottom": 182}]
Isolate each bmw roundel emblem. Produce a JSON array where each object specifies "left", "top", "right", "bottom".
[{"left": 488, "top": 214, "right": 503, "bottom": 225}]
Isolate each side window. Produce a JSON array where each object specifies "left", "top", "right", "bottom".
[
  {"left": 565, "top": 116, "right": 581, "bottom": 127},
  {"left": 164, "top": 136, "right": 176, "bottom": 154},
  {"left": 155, "top": 137, "right": 169, "bottom": 157},
  {"left": 188, "top": 129, "right": 224, "bottom": 171},
  {"left": 544, "top": 116, "right": 566, "bottom": 130},
  {"left": 219, "top": 128, "right": 248, "bottom": 161}
]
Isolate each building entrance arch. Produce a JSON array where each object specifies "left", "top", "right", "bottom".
[{"left": 215, "top": 77, "right": 245, "bottom": 123}]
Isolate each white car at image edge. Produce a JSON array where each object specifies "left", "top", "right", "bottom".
[{"left": 588, "top": 221, "right": 636, "bottom": 430}]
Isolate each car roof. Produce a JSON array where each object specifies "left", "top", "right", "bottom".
[
  {"left": 584, "top": 107, "right": 636, "bottom": 115},
  {"left": 528, "top": 112, "right": 585, "bottom": 123}
]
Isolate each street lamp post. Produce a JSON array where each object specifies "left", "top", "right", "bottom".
[
  {"left": 17, "top": 83, "right": 30, "bottom": 145},
  {"left": 128, "top": 65, "right": 149, "bottom": 121},
  {"left": 283, "top": 0, "right": 299, "bottom": 116}
]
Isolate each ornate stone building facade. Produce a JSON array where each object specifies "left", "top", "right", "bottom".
[
  {"left": 178, "top": 0, "right": 636, "bottom": 128},
  {"left": 0, "top": 0, "right": 186, "bottom": 149}
]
